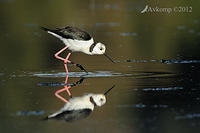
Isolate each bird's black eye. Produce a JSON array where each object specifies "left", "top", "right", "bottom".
[
  {"left": 100, "top": 47, "right": 103, "bottom": 51},
  {"left": 100, "top": 98, "right": 104, "bottom": 101}
]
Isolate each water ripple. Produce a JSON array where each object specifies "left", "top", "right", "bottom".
[
  {"left": 16, "top": 110, "right": 45, "bottom": 116},
  {"left": 134, "top": 87, "right": 184, "bottom": 91},
  {"left": 127, "top": 59, "right": 200, "bottom": 64},
  {"left": 31, "top": 71, "right": 132, "bottom": 78},
  {"left": 116, "top": 104, "right": 168, "bottom": 108},
  {"left": 175, "top": 113, "right": 200, "bottom": 120},
  {"left": 120, "top": 32, "right": 137, "bottom": 37},
  {"left": 177, "top": 25, "right": 185, "bottom": 30}
]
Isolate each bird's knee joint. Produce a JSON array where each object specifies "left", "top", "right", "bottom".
[{"left": 54, "top": 53, "right": 58, "bottom": 57}]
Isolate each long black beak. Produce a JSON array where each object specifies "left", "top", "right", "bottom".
[
  {"left": 104, "top": 54, "right": 115, "bottom": 63},
  {"left": 104, "top": 85, "right": 116, "bottom": 96}
]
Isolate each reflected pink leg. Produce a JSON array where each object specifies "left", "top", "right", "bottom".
[
  {"left": 55, "top": 85, "right": 71, "bottom": 103},
  {"left": 55, "top": 74, "right": 72, "bottom": 103}
]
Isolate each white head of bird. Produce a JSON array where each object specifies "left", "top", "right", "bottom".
[
  {"left": 90, "top": 94, "right": 106, "bottom": 106},
  {"left": 91, "top": 42, "right": 115, "bottom": 63},
  {"left": 91, "top": 43, "right": 106, "bottom": 55}
]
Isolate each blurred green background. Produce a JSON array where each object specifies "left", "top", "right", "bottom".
[{"left": 0, "top": 0, "right": 200, "bottom": 133}]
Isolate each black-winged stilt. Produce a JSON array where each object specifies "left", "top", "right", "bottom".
[
  {"left": 44, "top": 85, "right": 115, "bottom": 122},
  {"left": 41, "top": 26, "right": 115, "bottom": 75}
]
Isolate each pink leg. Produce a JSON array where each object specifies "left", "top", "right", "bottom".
[
  {"left": 63, "top": 53, "right": 71, "bottom": 75},
  {"left": 55, "top": 85, "right": 72, "bottom": 103},
  {"left": 54, "top": 46, "right": 72, "bottom": 75},
  {"left": 54, "top": 46, "right": 74, "bottom": 103},
  {"left": 55, "top": 46, "right": 88, "bottom": 73},
  {"left": 55, "top": 74, "right": 72, "bottom": 103},
  {"left": 64, "top": 72, "right": 69, "bottom": 83},
  {"left": 54, "top": 46, "right": 69, "bottom": 61}
]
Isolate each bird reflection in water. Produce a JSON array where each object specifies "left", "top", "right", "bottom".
[{"left": 44, "top": 85, "right": 115, "bottom": 122}]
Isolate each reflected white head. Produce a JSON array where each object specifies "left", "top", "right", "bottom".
[
  {"left": 91, "top": 94, "right": 106, "bottom": 106},
  {"left": 91, "top": 43, "right": 106, "bottom": 55}
]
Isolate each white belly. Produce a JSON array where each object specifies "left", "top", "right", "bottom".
[
  {"left": 62, "top": 38, "right": 93, "bottom": 55},
  {"left": 47, "top": 31, "right": 93, "bottom": 55}
]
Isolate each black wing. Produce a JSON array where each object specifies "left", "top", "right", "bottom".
[
  {"left": 44, "top": 109, "right": 92, "bottom": 122},
  {"left": 40, "top": 26, "right": 92, "bottom": 41}
]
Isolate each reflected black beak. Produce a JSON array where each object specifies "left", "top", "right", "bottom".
[
  {"left": 104, "top": 85, "right": 116, "bottom": 96},
  {"left": 104, "top": 54, "right": 115, "bottom": 63}
]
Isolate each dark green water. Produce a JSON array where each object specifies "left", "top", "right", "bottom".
[{"left": 0, "top": 0, "right": 200, "bottom": 133}]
